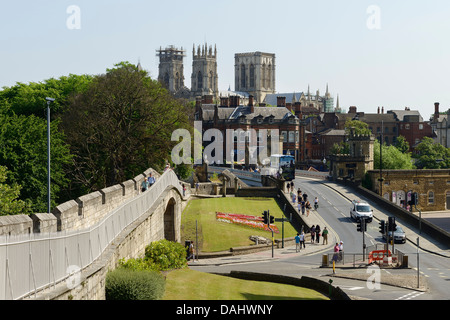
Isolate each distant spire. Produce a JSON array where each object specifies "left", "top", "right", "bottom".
[{"left": 336, "top": 94, "right": 341, "bottom": 112}]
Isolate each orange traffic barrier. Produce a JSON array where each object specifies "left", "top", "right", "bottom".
[{"left": 368, "top": 250, "right": 392, "bottom": 264}]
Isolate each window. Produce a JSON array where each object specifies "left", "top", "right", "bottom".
[
  {"left": 197, "top": 71, "right": 203, "bottom": 90},
  {"left": 428, "top": 191, "right": 434, "bottom": 204},
  {"left": 249, "top": 64, "right": 255, "bottom": 88},
  {"left": 240, "top": 64, "right": 246, "bottom": 88},
  {"left": 419, "top": 124, "right": 423, "bottom": 130},
  {"left": 405, "top": 124, "right": 410, "bottom": 130}
]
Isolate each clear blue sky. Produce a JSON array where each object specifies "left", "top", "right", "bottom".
[{"left": 1, "top": 0, "right": 450, "bottom": 119}]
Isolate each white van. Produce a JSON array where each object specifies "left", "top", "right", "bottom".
[{"left": 350, "top": 200, "right": 373, "bottom": 222}]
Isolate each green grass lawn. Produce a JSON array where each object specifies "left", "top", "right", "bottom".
[
  {"left": 181, "top": 197, "right": 298, "bottom": 252},
  {"left": 163, "top": 268, "right": 328, "bottom": 300}
]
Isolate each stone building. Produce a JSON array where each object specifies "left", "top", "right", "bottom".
[
  {"left": 329, "top": 129, "right": 375, "bottom": 181},
  {"left": 366, "top": 169, "right": 450, "bottom": 211},
  {"left": 191, "top": 43, "right": 219, "bottom": 98},
  {"left": 156, "top": 46, "right": 186, "bottom": 93},
  {"left": 234, "top": 52, "right": 276, "bottom": 104}
]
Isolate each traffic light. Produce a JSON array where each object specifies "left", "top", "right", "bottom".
[
  {"left": 388, "top": 217, "right": 397, "bottom": 231},
  {"left": 262, "top": 211, "right": 268, "bottom": 224},
  {"left": 379, "top": 220, "right": 385, "bottom": 234},
  {"left": 357, "top": 219, "right": 362, "bottom": 232},
  {"left": 269, "top": 215, "right": 274, "bottom": 224},
  {"left": 413, "top": 192, "right": 419, "bottom": 205}
]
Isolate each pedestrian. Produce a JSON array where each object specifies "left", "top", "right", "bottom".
[
  {"left": 338, "top": 241, "right": 344, "bottom": 261},
  {"left": 287, "top": 183, "right": 290, "bottom": 193},
  {"left": 310, "top": 225, "right": 316, "bottom": 243},
  {"left": 315, "top": 225, "right": 321, "bottom": 243},
  {"left": 182, "top": 184, "right": 186, "bottom": 197},
  {"left": 295, "top": 233, "right": 301, "bottom": 252},
  {"left": 195, "top": 182, "right": 199, "bottom": 194},
  {"left": 322, "top": 227, "right": 329, "bottom": 245},
  {"left": 303, "top": 192, "right": 308, "bottom": 202},
  {"left": 314, "top": 197, "right": 319, "bottom": 210},
  {"left": 148, "top": 173, "right": 155, "bottom": 187},
  {"left": 299, "top": 231, "right": 306, "bottom": 249},
  {"left": 306, "top": 200, "right": 311, "bottom": 216},
  {"left": 297, "top": 188, "right": 302, "bottom": 200},
  {"left": 297, "top": 202, "right": 301, "bottom": 214},
  {"left": 187, "top": 241, "right": 194, "bottom": 261},
  {"left": 301, "top": 200, "right": 306, "bottom": 215},
  {"left": 290, "top": 181, "right": 294, "bottom": 192},
  {"left": 141, "top": 179, "right": 149, "bottom": 192},
  {"left": 332, "top": 242, "right": 340, "bottom": 263}
]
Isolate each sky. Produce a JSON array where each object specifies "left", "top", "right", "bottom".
[{"left": 1, "top": 0, "right": 450, "bottom": 119}]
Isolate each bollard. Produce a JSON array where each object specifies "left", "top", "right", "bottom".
[{"left": 322, "top": 254, "right": 328, "bottom": 267}]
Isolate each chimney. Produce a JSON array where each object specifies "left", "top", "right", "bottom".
[
  {"left": 434, "top": 102, "right": 440, "bottom": 121},
  {"left": 203, "top": 95, "right": 214, "bottom": 104},
  {"left": 294, "top": 102, "right": 302, "bottom": 113},
  {"left": 382, "top": 106, "right": 384, "bottom": 114},
  {"left": 349, "top": 106, "right": 357, "bottom": 114},
  {"left": 277, "top": 96, "right": 286, "bottom": 108},
  {"left": 220, "top": 97, "right": 229, "bottom": 107},
  {"left": 230, "top": 95, "right": 240, "bottom": 108},
  {"left": 377, "top": 107, "right": 380, "bottom": 114},
  {"left": 286, "top": 102, "right": 292, "bottom": 112},
  {"left": 249, "top": 95, "right": 254, "bottom": 113}
]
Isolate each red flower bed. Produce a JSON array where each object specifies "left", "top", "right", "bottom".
[{"left": 216, "top": 212, "right": 280, "bottom": 234}]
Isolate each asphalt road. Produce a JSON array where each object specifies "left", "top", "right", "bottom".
[{"left": 191, "top": 176, "right": 450, "bottom": 300}]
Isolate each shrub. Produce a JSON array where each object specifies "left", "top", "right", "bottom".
[
  {"left": 144, "top": 239, "right": 187, "bottom": 271},
  {"left": 105, "top": 268, "right": 165, "bottom": 300}
]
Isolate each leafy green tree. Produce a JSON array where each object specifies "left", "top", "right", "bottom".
[
  {"left": 344, "top": 119, "right": 371, "bottom": 136},
  {"left": 0, "top": 166, "right": 30, "bottom": 215},
  {"left": 373, "top": 140, "right": 414, "bottom": 170},
  {"left": 394, "top": 135, "right": 410, "bottom": 153},
  {"left": 0, "top": 112, "right": 72, "bottom": 212},
  {"left": 0, "top": 74, "right": 93, "bottom": 117},
  {"left": 60, "top": 62, "right": 191, "bottom": 195},
  {"left": 330, "top": 141, "right": 350, "bottom": 155},
  {"left": 414, "top": 136, "right": 450, "bottom": 169}
]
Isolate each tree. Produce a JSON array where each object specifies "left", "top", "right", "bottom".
[
  {"left": 394, "top": 135, "right": 410, "bottom": 154},
  {"left": 0, "top": 112, "right": 72, "bottom": 212},
  {"left": 0, "top": 74, "right": 93, "bottom": 118},
  {"left": 0, "top": 166, "right": 30, "bottom": 215},
  {"left": 60, "top": 62, "right": 191, "bottom": 195},
  {"left": 373, "top": 140, "right": 414, "bottom": 170},
  {"left": 414, "top": 137, "right": 450, "bottom": 169},
  {"left": 344, "top": 119, "right": 371, "bottom": 136}
]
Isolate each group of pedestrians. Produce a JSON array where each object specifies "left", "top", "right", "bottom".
[{"left": 141, "top": 173, "right": 156, "bottom": 192}]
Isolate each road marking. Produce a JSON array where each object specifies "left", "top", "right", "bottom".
[
  {"left": 339, "top": 286, "right": 364, "bottom": 291},
  {"left": 395, "top": 291, "right": 425, "bottom": 300}
]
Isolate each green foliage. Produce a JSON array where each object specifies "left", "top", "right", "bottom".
[
  {"left": 394, "top": 135, "right": 410, "bottom": 153},
  {"left": 0, "top": 112, "right": 72, "bottom": 212},
  {"left": 0, "top": 74, "right": 93, "bottom": 117},
  {"left": 60, "top": 61, "right": 192, "bottom": 194},
  {"left": 144, "top": 239, "right": 187, "bottom": 271},
  {"left": 105, "top": 268, "right": 165, "bottom": 300},
  {"left": 330, "top": 141, "right": 350, "bottom": 155},
  {"left": 344, "top": 119, "right": 371, "bottom": 136},
  {"left": 373, "top": 140, "right": 414, "bottom": 170},
  {"left": 414, "top": 137, "right": 450, "bottom": 169},
  {"left": 0, "top": 166, "right": 30, "bottom": 215}
]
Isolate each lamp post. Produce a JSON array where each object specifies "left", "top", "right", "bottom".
[{"left": 46, "top": 97, "right": 55, "bottom": 213}]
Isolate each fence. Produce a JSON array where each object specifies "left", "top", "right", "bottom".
[
  {"left": 323, "top": 244, "right": 407, "bottom": 268},
  {"left": 0, "top": 170, "right": 182, "bottom": 300}
]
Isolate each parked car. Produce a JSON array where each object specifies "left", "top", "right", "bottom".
[{"left": 383, "top": 226, "right": 406, "bottom": 244}]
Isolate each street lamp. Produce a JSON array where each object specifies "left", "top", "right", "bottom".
[{"left": 46, "top": 97, "right": 55, "bottom": 213}]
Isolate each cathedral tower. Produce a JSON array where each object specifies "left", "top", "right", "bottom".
[
  {"left": 156, "top": 46, "right": 186, "bottom": 93},
  {"left": 234, "top": 52, "right": 276, "bottom": 104},
  {"left": 191, "top": 43, "right": 218, "bottom": 98}
]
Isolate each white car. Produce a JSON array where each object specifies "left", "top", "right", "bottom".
[{"left": 350, "top": 200, "right": 373, "bottom": 223}]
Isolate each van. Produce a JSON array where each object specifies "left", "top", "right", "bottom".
[{"left": 350, "top": 200, "right": 373, "bottom": 222}]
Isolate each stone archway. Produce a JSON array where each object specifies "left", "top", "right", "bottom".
[{"left": 164, "top": 198, "right": 176, "bottom": 241}]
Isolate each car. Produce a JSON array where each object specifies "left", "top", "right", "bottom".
[
  {"left": 383, "top": 226, "right": 406, "bottom": 244},
  {"left": 350, "top": 200, "right": 373, "bottom": 222}
]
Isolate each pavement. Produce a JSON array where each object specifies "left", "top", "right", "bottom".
[{"left": 187, "top": 178, "right": 450, "bottom": 292}]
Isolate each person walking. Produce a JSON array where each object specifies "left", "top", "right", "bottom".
[
  {"left": 310, "top": 225, "right": 316, "bottom": 243},
  {"left": 301, "top": 199, "right": 306, "bottom": 215},
  {"left": 299, "top": 231, "right": 306, "bottom": 249},
  {"left": 295, "top": 233, "right": 301, "bottom": 252},
  {"left": 306, "top": 200, "right": 311, "bottom": 217},
  {"left": 314, "top": 197, "right": 319, "bottom": 210},
  {"left": 322, "top": 227, "right": 329, "bottom": 245},
  {"left": 315, "top": 225, "right": 321, "bottom": 243}
]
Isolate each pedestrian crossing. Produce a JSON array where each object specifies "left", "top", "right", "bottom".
[{"left": 395, "top": 291, "right": 426, "bottom": 300}]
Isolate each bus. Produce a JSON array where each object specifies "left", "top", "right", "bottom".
[{"left": 263, "top": 154, "right": 295, "bottom": 181}]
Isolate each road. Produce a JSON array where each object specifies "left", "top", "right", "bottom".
[{"left": 191, "top": 176, "right": 450, "bottom": 300}]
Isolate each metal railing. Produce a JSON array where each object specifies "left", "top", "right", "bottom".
[{"left": 0, "top": 170, "right": 182, "bottom": 300}]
